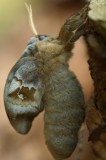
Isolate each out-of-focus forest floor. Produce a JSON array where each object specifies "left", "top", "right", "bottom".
[{"left": 0, "top": 0, "right": 94, "bottom": 159}]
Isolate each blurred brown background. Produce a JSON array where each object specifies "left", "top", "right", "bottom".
[{"left": 0, "top": 0, "right": 94, "bottom": 160}]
